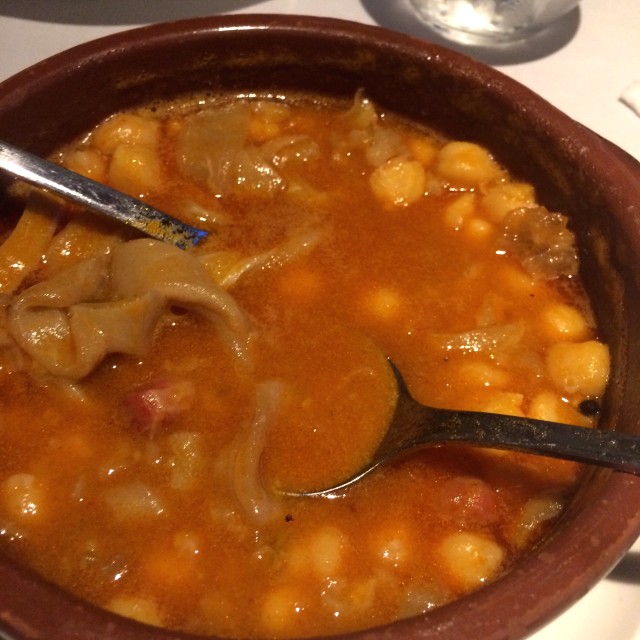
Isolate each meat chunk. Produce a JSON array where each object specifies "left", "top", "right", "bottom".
[
  {"left": 438, "top": 476, "right": 503, "bottom": 527},
  {"left": 127, "top": 379, "right": 195, "bottom": 436}
]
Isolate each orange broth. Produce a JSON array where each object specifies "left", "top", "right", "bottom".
[{"left": 0, "top": 93, "right": 609, "bottom": 638}]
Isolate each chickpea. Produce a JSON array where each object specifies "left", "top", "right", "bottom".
[
  {"left": 199, "top": 591, "right": 233, "bottom": 627},
  {"left": 362, "top": 287, "right": 403, "bottom": 321},
  {"left": 108, "top": 144, "right": 163, "bottom": 197},
  {"left": 463, "top": 217, "right": 496, "bottom": 243},
  {"left": 261, "top": 586, "right": 305, "bottom": 634},
  {"left": 348, "top": 578, "right": 377, "bottom": 612},
  {"left": 2, "top": 473, "right": 44, "bottom": 521},
  {"left": 287, "top": 526, "right": 346, "bottom": 577},
  {"left": 512, "top": 497, "right": 563, "bottom": 548},
  {"left": 481, "top": 182, "right": 536, "bottom": 223},
  {"left": 458, "top": 361, "right": 511, "bottom": 389},
  {"left": 546, "top": 340, "right": 610, "bottom": 396},
  {"left": 439, "top": 531, "right": 505, "bottom": 590},
  {"left": 140, "top": 532, "right": 201, "bottom": 589},
  {"left": 249, "top": 101, "right": 291, "bottom": 141},
  {"left": 443, "top": 193, "right": 476, "bottom": 230},
  {"left": 407, "top": 135, "right": 439, "bottom": 167},
  {"left": 481, "top": 391, "right": 525, "bottom": 417},
  {"left": 369, "top": 156, "right": 426, "bottom": 206},
  {"left": 92, "top": 113, "right": 160, "bottom": 154},
  {"left": 434, "top": 142, "right": 503, "bottom": 189},
  {"left": 528, "top": 391, "right": 562, "bottom": 422},
  {"left": 249, "top": 118, "right": 282, "bottom": 143},
  {"left": 528, "top": 391, "right": 593, "bottom": 427},
  {"left": 496, "top": 263, "right": 538, "bottom": 297},
  {"left": 372, "top": 524, "right": 412, "bottom": 568},
  {"left": 308, "top": 526, "right": 346, "bottom": 577},
  {"left": 539, "top": 302, "right": 590, "bottom": 342},
  {"left": 62, "top": 148, "right": 108, "bottom": 182},
  {"left": 251, "top": 100, "right": 291, "bottom": 123},
  {"left": 106, "top": 595, "right": 163, "bottom": 626}
]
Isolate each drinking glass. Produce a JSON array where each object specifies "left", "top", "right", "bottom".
[{"left": 409, "top": 0, "right": 580, "bottom": 45}]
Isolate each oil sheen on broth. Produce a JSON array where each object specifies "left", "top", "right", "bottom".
[{"left": 0, "top": 92, "right": 610, "bottom": 638}]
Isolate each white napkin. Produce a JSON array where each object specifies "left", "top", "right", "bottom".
[{"left": 620, "top": 81, "right": 640, "bottom": 117}]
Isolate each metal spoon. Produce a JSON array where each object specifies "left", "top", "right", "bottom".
[
  {"left": 299, "top": 363, "right": 640, "bottom": 497},
  {"left": 0, "top": 139, "right": 208, "bottom": 249}
]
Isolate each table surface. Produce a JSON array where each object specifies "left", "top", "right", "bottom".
[{"left": 0, "top": 1, "right": 639, "bottom": 639}]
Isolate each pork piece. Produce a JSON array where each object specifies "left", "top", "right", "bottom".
[
  {"left": 438, "top": 476, "right": 503, "bottom": 527},
  {"left": 127, "top": 379, "right": 195, "bottom": 436}
]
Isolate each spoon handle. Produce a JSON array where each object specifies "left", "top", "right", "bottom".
[
  {"left": 417, "top": 408, "right": 640, "bottom": 475},
  {"left": 0, "top": 139, "right": 208, "bottom": 249}
]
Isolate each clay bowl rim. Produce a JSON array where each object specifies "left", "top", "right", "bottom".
[{"left": 0, "top": 13, "right": 640, "bottom": 640}]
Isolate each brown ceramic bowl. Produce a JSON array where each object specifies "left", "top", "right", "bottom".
[{"left": 0, "top": 14, "right": 639, "bottom": 640}]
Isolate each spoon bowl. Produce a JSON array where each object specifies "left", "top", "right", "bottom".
[{"left": 298, "top": 362, "right": 640, "bottom": 497}]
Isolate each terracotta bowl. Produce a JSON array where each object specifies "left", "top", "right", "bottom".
[{"left": 0, "top": 14, "right": 640, "bottom": 640}]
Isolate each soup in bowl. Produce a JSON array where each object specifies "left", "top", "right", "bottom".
[{"left": 0, "top": 14, "right": 639, "bottom": 640}]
